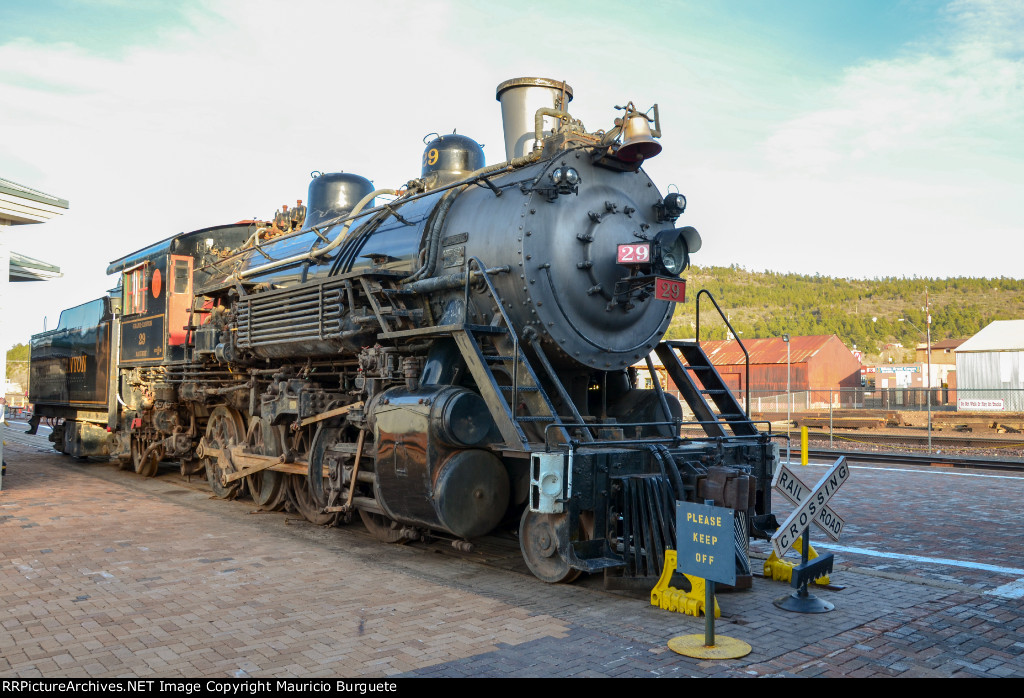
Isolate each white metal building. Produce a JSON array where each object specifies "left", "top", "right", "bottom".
[{"left": 954, "top": 320, "right": 1024, "bottom": 412}]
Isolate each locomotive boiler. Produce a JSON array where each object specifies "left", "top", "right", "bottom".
[{"left": 31, "top": 77, "right": 778, "bottom": 586}]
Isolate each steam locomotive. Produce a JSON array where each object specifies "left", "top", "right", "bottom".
[{"left": 30, "top": 77, "right": 778, "bottom": 586}]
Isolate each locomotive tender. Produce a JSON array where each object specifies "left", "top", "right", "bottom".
[{"left": 31, "top": 78, "right": 778, "bottom": 585}]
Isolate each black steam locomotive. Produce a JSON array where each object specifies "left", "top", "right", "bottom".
[{"left": 30, "top": 78, "right": 778, "bottom": 586}]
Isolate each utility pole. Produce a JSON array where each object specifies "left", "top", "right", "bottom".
[
  {"left": 783, "top": 333, "right": 791, "bottom": 464},
  {"left": 925, "top": 290, "right": 932, "bottom": 454}
]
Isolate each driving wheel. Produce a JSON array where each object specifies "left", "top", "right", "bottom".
[
  {"left": 203, "top": 405, "right": 246, "bottom": 499},
  {"left": 244, "top": 416, "right": 288, "bottom": 510}
]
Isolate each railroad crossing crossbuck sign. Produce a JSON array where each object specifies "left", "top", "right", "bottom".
[
  {"left": 771, "top": 463, "right": 845, "bottom": 542},
  {"left": 770, "top": 457, "right": 850, "bottom": 559}
]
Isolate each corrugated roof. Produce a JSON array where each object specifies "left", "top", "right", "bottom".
[
  {"left": 956, "top": 320, "right": 1024, "bottom": 353},
  {"left": 701, "top": 335, "right": 839, "bottom": 366}
]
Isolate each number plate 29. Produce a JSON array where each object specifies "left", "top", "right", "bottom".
[
  {"left": 654, "top": 277, "right": 686, "bottom": 302},
  {"left": 616, "top": 243, "right": 650, "bottom": 264}
]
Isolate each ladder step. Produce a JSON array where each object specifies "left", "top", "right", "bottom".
[
  {"left": 718, "top": 413, "right": 749, "bottom": 420},
  {"left": 499, "top": 385, "right": 539, "bottom": 392},
  {"left": 700, "top": 389, "right": 729, "bottom": 395},
  {"left": 484, "top": 355, "right": 517, "bottom": 362},
  {"left": 515, "top": 416, "right": 557, "bottom": 422}
]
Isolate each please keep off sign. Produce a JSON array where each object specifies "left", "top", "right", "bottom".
[{"left": 676, "top": 501, "right": 736, "bottom": 586}]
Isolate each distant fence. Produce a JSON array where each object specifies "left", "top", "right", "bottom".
[
  {"left": 742, "top": 388, "right": 1024, "bottom": 413},
  {"left": 668, "top": 387, "right": 1024, "bottom": 460}
]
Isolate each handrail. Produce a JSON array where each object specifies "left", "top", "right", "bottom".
[
  {"left": 462, "top": 256, "right": 575, "bottom": 444},
  {"left": 695, "top": 289, "right": 750, "bottom": 417}
]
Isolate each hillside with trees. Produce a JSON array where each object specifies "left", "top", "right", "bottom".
[
  {"left": 5, "top": 269, "right": 1024, "bottom": 385},
  {"left": 5, "top": 343, "right": 30, "bottom": 391},
  {"left": 668, "top": 266, "right": 1024, "bottom": 363}
]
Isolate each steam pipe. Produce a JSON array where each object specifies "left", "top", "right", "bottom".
[
  {"left": 234, "top": 188, "right": 398, "bottom": 280},
  {"left": 533, "top": 108, "right": 571, "bottom": 151}
]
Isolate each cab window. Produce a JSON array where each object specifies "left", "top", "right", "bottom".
[
  {"left": 173, "top": 259, "right": 190, "bottom": 294},
  {"left": 124, "top": 266, "right": 147, "bottom": 315}
]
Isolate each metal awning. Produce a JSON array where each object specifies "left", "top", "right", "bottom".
[
  {"left": 0, "top": 177, "right": 69, "bottom": 224},
  {"left": 9, "top": 250, "right": 62, "bottom": 281},
  {"left": 1, "top": 176, "right": 68, "bottom": 281}
]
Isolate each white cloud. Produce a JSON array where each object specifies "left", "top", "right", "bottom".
[{"left": 764, "top": 1, "right": 1024, "bottom": 177}]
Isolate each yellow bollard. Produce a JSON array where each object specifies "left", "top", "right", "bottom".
[
  {"left": 651, "top": 550, "right": 721, "bottom": 618},
  {"left": 800, "top": 426, "right": 808, "bottom": 465},
  {"left": 763, "top": 536, "right": 831, "bottom": 586}
]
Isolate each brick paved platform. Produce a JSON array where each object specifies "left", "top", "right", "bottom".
[{"left": 1, "top": 429, "right": 1022, "bottom": 678}]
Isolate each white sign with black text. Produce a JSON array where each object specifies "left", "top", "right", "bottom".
[
  {"left": 771, "top": 464, "right": 845, "bottom": 542},
  {"left": 770, "top": 457, "right": 849, "bottom": 559}
]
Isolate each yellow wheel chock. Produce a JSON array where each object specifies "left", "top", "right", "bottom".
[
  {"left": 763, "top": 535, "right": 831, "bottom": 586},
  {"left": 650, "top": 550, "right": 720, "bottom": 618}
]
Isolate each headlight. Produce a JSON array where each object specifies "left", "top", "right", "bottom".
[
  {"left": 549, "top": 166, "right": 580, "bottom": 194},
  {"left": 653, "top": 226, "right": 701, "bottom": 276}
]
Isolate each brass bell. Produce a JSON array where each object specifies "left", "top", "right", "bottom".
[{"left": 617, "top": 113, "right": 662, "bottom": 163}]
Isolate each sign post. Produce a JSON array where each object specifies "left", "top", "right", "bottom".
[
  {"left": 770, "top": 457, "right": 849, "bottom": 613},
  {"left": 667, "top": 500, "right": 751, "bottom": 659}
]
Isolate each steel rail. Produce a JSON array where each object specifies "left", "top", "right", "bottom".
[{"left": 806, "top": 448, "right": 1024, "bottom": 472}]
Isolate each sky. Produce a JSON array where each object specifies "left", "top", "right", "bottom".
[{"left": 1, "top": 0, "right": 1022, "bottom": 348}]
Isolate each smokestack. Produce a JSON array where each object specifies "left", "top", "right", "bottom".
[{"left": 495, "top": 77, "right": 574, "bottom": 160}]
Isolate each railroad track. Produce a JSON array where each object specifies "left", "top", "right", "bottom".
[
  {"left": 806, "top": 448, "right": 1024, "bottom": 472},
  {"left": 804, "top": 429, "right": 1023, "bottom": 450}
]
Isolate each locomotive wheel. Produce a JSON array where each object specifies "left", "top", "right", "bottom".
[
  {"left": 288, "top": 474, "right": 338, "bottom": 526},
  {"left": 358, "top": 510, "right": 408, "bottom": 544},
  {"left": 203, "top": 405, "right": 246, "bottom": 500},
  {"left": 519, "top": 510, "right": 582, "bottom": 584},
  {"left": 131, "top": 437, "right": 161, "bottom": 478},
  {"left": 244, "top": 416, "right": 288, "bottom": 510},
  {"left": 308, "top": 424, "right": 347, "bottom": 514}
]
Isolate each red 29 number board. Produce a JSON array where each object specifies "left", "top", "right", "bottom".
[
  {"left": 654, "top": 277, "right": 686, "bottom": 302},
  {"left": 616, "top": 243, "right": 650, "bottom": 264}
]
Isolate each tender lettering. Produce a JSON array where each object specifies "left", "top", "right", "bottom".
[{"left": 64, "top": 355, "right": 87, "bottom": 373}]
